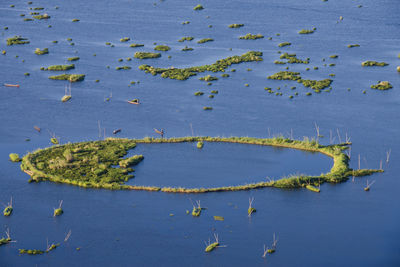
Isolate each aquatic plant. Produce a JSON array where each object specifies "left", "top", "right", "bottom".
[
  {"left": 139, "top": 51, "right": 263, "bottom": 80},
  {"left": 20, "top": 136, "right": 382, "bottom": 193},
  {"left": 361, "top": 61, "right": 388, "bottom": 67},
  {"left": 7, "top": 36, "right": 29, "bottom": 45},
  {"left": 239, "top": 33, "right": 264, "bottom": 40},
  {"left": 33, "top": 14, "right": 50, "bottom": 19},
  {"left": 347, "top": 44, "right": 360, "bottom": 48},
  {"left": 0, "top": 229, "right": 12, "bottom": 246},
  {"left": 130, "top": 43, "right": 144, "bottom": 48},
  {"left": 191, "top": 200, "right": 203, "bottom": 216},
  {"left": 193, "top": 4, "right": 204, "bottom": 10},
  {"left": 181, "top": 46, "right": 193, "bottom": 51},
  {"left": 228, "top": 24, "right": 244, "bottom": 28},
  {"left": 134, "top": 52, "right": 161, "bottom": 59},
  {"left": 119, "top": 155, "right": 144, "bottom": 168},
  {"left": 248, "top": 197, "right": 256, "bottom": 216},
  {"left": 19, "top": 249, "right": 44, "bottom": 255},
  {"left": 364, "top": 179, "right": 375, "bottom": 191},
  {"left": 194, "top": 91, "right": 204, "bottom": 96},
  {"left": 205, "top": 234, "right": 222, "bottom": 252},
  {"left": 61, "top": 95, "right": 71, "bottom": 102},
  {"left": 154, "top": 45, "right": 170, "bottom": 51},
  {"left": 279, "top": 53, "right": 309, "bottom": 64},
  {"left": 370, "top": 81, "right": 392, "bottom": 90},
  {"left": 199, "top": 75, "right": 218, "bottom": 82},
  {"left": 48, "top": 74, "right": 85, "bottom": 82},
  {"left": 178, "top": 37, "right": 194, "bottom": 42},
  {"left": 267, "top": 71, "right": 332, "bottom": 91},
  {"left": 197, "top": 142, "right": 204, "bottom": 149},
  {"left": 67, "top": 57, "right": 80, "bottom": 61},
  {"left": 3, "top": 197, "right": 13, "bottom": 216},
  {"left": 44, "top": 64, "right": 75, "bottom": 71},
  {"left": 34, "top": 48, "right": 49, "bottom": 55},
  {"left": 53, "top": 200, "right": 63, "bottom": 216},
  {"left": 197, "top": 38, "right": 214, "bottom": 44},
  {"left": 213, "top": 216, "right": 224, "bottom": 221},
  {"left": 298, "top": 28, "right": 316, "bottom": 34},
  {"left": 116, "top": 66, "right": 132, "bottom": 70},
  {"left": 278, "top": 42, "right": 291, "bottom": 47},
  {"left": 120, "top": 37, "right": 130, "bottom": 42},
  {"left": 203, "top": 107, "right": 213, "bottom": 110},
  {"left": 72, "top": 19, "right": 80, "bottom": 22},
  {"left": 9, "top": 153, "right": 21, "bottom": 162}
]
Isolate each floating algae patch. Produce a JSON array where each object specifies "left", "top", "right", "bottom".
[
  {"left": 298, "top": 28, "right": 316, "bottom": 34},
  {"left": 44, "top": 64, "right": 75, "bottom": 71},
  {"left": 178, "top": 37, "right": 194, "bottom": 42},
  {"left": 371, "top": 81, "right": 392, "bottom": 90},
  {"left": 279, "top": 53, "right": 309, "bottom": 64},
  {"left": 278, "top": 42, "right": 291, "bottom": 47},
  {"left": 67, "top": 57, "right": 80, "bottom": 61},
  {"left": 21, "top": 137, "right": 382, "bottom": 192},
  {"left": 7, "top": 36, "right": 29, "bottom": 45},
  {"left": 193, "top": 4, "right": 204, "bottom": 10},
  {"left": 361, "top": 61, "right": 388, "bottom": 67},
  {"left": 139, "top": 51, "right": 263, "bottom": 80},
  {"left": 34, "top": 48, "right": 48, "bottom": 55},
  {"left": 197, "top": 38, "right": 214, "bottom": 44},
  {"left": 154, "top": 45, "right": 170, "bottom": 51},
  {"left": 130, "top": 43, "right": 144, "bottom": 48},
  {"left": 48, "top": 74, "right": 84, "bottom": 82},
  {"left": 267, "top": 71, "right": 332, "bottom": 91},
  {"left": 239, "top": 33, "right": 264, "bottom": 40},
  {"left": 33, "top": 14, "right": 50, "bottom": 20},
  {"left": 229, "top": 24, "right": 244, "bottom": 28},
  {"left": 134, "top": 52, "right": 161, "bottom": 59}
]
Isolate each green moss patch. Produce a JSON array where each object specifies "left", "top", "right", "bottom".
[
  {"left": 371, "top": 81, "right": 392, "bottom": 90},
  {"left": 120, "top": 37, "right": 130, "bottom": 42},
  {"left": 20, "top": 137, "right": 382, "bottom": 193},
  {"left": 130, "top": 43, "right": 144, "bottom": 48},
  {"left": 7, "top": 36, "right": 30, "bottom": 45},
  {"left": 197, "top": 38, "right": 214, "bottom": 44},
  {"left": 193, "top": 4, "right": 204, "bottom": 10},
  {"left": 267, "top": 71, "right": 332, "bottom": 91},
  {"left": 278, "top": 42, "right": 291, "bottom": 47},
  {"left": 361, "top": 61, "right": 388, "bottom": 67},
  {"left": 154, "top": 45, "right": 170, "bottom": 51},
  {"left": 279, "top": 53, "right": 309, "bottom": 64},
  {"left": 33, "top": 14, "right": 50, "bottom": 20},
  {"left": 298, "top": 28, "right": 316, "bottom": 34},
  {"left": 49, "top": 74, "right": 85, "bottom": 82},
  {"left": 229, "top": 24, "right": 244, "bottom": 28},
  {"left": 44, "top": 64, "right": 75, "bottom": 71},
  {"left": 134, "top": 52, "right": 161, "bottom": 59},
  {"left": 67, "top": 57, "right": 80, "bottom": 61},
  {"left": 178, "top": 37, "right": 194, "bottom": 42},
  {"left": 239, "top": 33, "right": 264, "bottom": 40},
  {"left": 139, "top": 51, "right": 263, "bottom": 80}
]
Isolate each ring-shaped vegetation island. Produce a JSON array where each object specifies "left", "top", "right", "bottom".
[{"left": 20, "top": 136, "right": 382, "bottom": 193}]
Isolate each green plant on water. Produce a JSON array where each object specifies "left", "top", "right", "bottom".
[
  {"left": 348, "top": 44, "right": 360, "bottom": 48},
  {"left": 213, "top": 216, "right": 224, "bottom": 221},
  {"left": 119, "top": 155, "right": 144, "bottom": 168},
  {"left": 263, "top": 233, "right": 278, "bottom": 257},
  {"left": 154, "top": 45, "right": 170, "bottom": 51},
  {"left": 120, "top": 37, "right": 130, "bottom": 42},
  {"left": 61, "top": 95, "right": 71, "bottom": 102},
  {"left": 361, "top": 61, "right": 388, "bottom": 67},
  {"left": 274, "top": 60, "right": 286, "bottom": 64},
  {"left": 134, "top": 52, "right": 161, "bottom": 59},
  {"left": 19, "top": 249, "right": 44, "bottom": 255},
  {"left": 33, "top": 7, "right": 45, "bottom": 10},
  {"left": 330, "top": 55, "right": 338, "bottom": 58},
  {"left": 50, "top": 137, "right": 59, "bottom": 144},
  {"left": 203, "top": 106, "right": 213, "bottom": 110},
  {"left": 182, "top": 21, "right": 190, "bottom": 25},
  {"left": 139, "top": 51, "right": 263, "bottom": 80},
  {"left": 199, "top": 75, "right": 218, "bottom": 82},
  {"left": 9, "top": 153, "right": 21, "bottom": 162},
  {"left": 130, "top": 43, "right": 144, "bottom": 48},
  {"left": 197, "top": 141, "right": 204, "bottom": 149},
  {"left": 197, "top": 38, "right": 214, "bottom": 44},
  {"left": 3, "top": 197, "right": 13, "bottom": 216},
  {"left": 329, "top": 63, "right": 335, "bottom": 67},
  {"left": 67, "top": 57, "right": 79, "bottom": 61},
  {"left": 7, "top": 36, "right": 30, "bottom": 45},
  {"left": 211, "top": 90, "right": 218, "bottom": 94},
  {"left": 116, "top": 66, "right": 131, "bottom": 70},
  {"left": 221, "top": 73, "right": 229, "bottom": 77},
  {"left": 2, "top": 50, "right": 6, "bottom": 55},
  {"left": 205, "top": 234, "right": 221, "bottom": 252},
  {"left": 181, "top": 46, "right": 193, "bottom": 51},
  {"left": 298, "top": 28, "right": 316, "bottom": 34},
  {"left": 44, "top": 64, "right": 75, "bottom": 71},
  {"left": 0, "top": 229, "right": 12, "bottom": 246},
  {"left": 371, "top": 81, "right": 392, "bottom": 90},
  {"left": 228, "top": 23, "right": 244, "bottom": 28},
  {"left": 279, "top": 52, "right": 309, "bottom": 64},
  {"left": 239, "top": 33, "right": 264, "bottom": 40},
  {"left": 267, "top": 71, "right": 332, "bottom": 91},
  {"left": 178, "top": 36, "right": 194, "bottom": 42},
  {"left": 191, "top": 200, "right": 203, "bottom": 216},
  {"left": 193, "top": 4, "right": 204, "bottom": 10},
  {"left": 306, "top": 183, "right": 320, "bottom": 193},
  {"left": 33, "top": 14, "right": 50, "bottom": 20},
  {"left": 24, "top": 18, "right": 33, "bottom": 21},
  {"left": 19, "top": 136, "right": 382, "bottom": 192},
  {"left": 278, "top": 42, "right": 291, "bottom": 47},
  {"left": 53, "top": 200, "right": 63, "bottom": 216},
  {"left": 72, "top": 19, "right": 80, "bottom": 22},
  {"left": 49, "top": 74, "right": 85, "bottom": 82},
  {"left": 194, "top": 91, "right": 204, "bottom": 96},
  {"left": 248, "top": 197, "right": 256, "bottom": 216}
]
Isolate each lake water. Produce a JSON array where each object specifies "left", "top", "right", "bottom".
[{"left": 0, "top": 0, "right": 399, "bottom": 266}]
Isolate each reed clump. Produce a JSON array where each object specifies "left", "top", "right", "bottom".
[
  {"left": 371, "top": 81, "right": 392, "bottom": 90},
  {"left": 48, "top": 74, "right": 85, "bottom": 82},
  {"left": 197, "top": 38, "right": 214, "bottom": 44},
  {"left": 35, "top": 48, "right": 49, "bottom": 55},
  {"left": 134, "top": 52, "right": 161, "bottom": 59},
  {"left": 361, "top": 61, "right": 388, "bottom": 67},
  {"left": 239, "top": 33, "right": 264, "bottom": 40},
  {"left": 44, "top": 64, "right": 75, "bottom": 71},
  {"left": 154, "top": 45, "right": 170, "bottom": 51},
  {"left": 7, "top": 36, "right": 30, "bottom": 45},
  {"left": 9, "top": 153, "right": 21, "bottom": 162},
  {"left": 229, "top": 24, "right": 244, "bottom": 28}
]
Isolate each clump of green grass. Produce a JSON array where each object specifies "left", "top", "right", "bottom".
[
  {"left": 19, "top": 249, "right": 44, "bottom": 255},
  {"left": 191, "top": 200, "right": 203, "bottom": 216},
  {"left": 154, "top": 45, "right": 170, "bottom": 51},
  {"left": 53, "top": 200, "right": 63, "bottom": 216},
  {"left": 267, "top": 71, "right": 332, "bottom": 91},
  {"left": 178, "top": 37, "right": 194, "bottom": 42},
  {"left": 229, "top": 23, "right": 244, "bottom": 28},
  {"left": 9, "top": 153, "right": 21, "bottom": 162},
  {"left": 44, "top": 64, "right": 75, "bottom": 71},
  {"left": 130, "top": 43, "right": 144, "bottom": 48},
  {"left": 139, "top": 51, "right": 263, "bottom": 80},
  {"left": 194, "top": 91, "right": 204, "bottom": 96},
  {"left": 49, "top": 74, "right": 85, "bottom": 82},
  {"left": 203, "top": 107, "right": 213, "bottom": 110},
  {"left": 371, "top": 81, "right": 392, "bottom": 90},
  {"left": 213, "top": 216, "right": 224, "bottom": 221},
  {"left": 61, "top": 95, "right": 71, "bottom": 102},
  {"left": 279, "top": 52, "right": 309, "bottom": 64},
  {"left": 348, "top": 44, "right": 360, "bottom": 48},
  {"left": 119, "top": 155, "right": 144, "bottom": 168},
  {"left": 72, "top": 19, "right": 80, "bottom": 22},
  {"left": 181, "top": 46, "right": 193, "bottom": 51},
  {"left": 205, "top": 234, "right": 220, "bottom": 252},
  {"left": 199, "top": 75, "right": 218, "bottom": 82},
  {"left": 34, "top": 48, "right": 49, "bottom": 55},
  {"left": 134, "top": 52, "right": 161, "bottom": 59},
  {"left": 278, "top": 42, "right": 291, "bottom": 47},
  {"left": 120, "top": 37, "right": 130, "bottom": 42},
  {"left": 197, "top": 38, "right": 214, "bottom": 44},
  {"left": 298, "top": 28, "right": 316, "bottom": 34},
  {"left": 33, "top": 14, "right": 50, "bottom": 19},
  {"left": 239, "top": 33, "right": 264, "bottom": 40},
  {"left": 197, "top": 141, "right": 204, "bottom": 149},
  {"left": 0, "top": 229, "right": 12, "bottom": 246},
  {"left": 361, "top": 61, "right": 388, "bottom": 67},
  {"left": 116, "top": 66, "right": 132, "bottom": 70},
  {"left": 67, "top": 57, "right": 79, "bottom": 61},
  {"left": 3, "top": 198, "right": 13, "bottom": 216},
  {"left": 7, "top": 36, "right": 30, "bottom": 46},
  {"left": 329, "top": 55, "right": 338, "bottom": 58},
  {"left": 248, "top": 197, "right": 256, "bottom": 216},
  {"left": 193, "top": 4, "right": 204, "bottom": 10}
]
